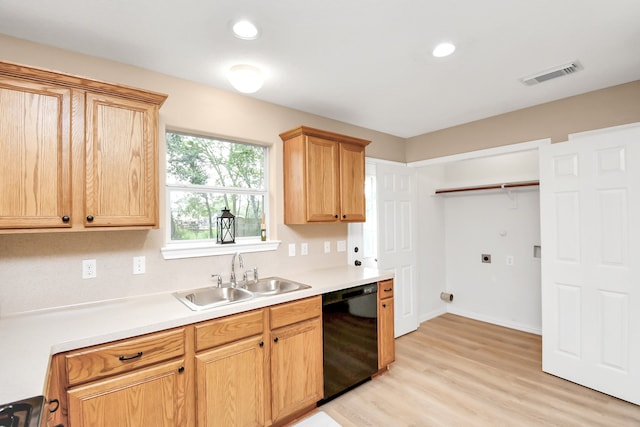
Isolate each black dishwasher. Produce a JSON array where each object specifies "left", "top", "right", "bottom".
[{"left": 321, "top": 282, "right": 378, "bottom": 403}]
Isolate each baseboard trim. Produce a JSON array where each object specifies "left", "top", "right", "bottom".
[
  {"left": 445, "top": 307, "right": 542, "bottom": 335},
  {"left": 419, "top": 308, "right": 447, "bottom": 324}
]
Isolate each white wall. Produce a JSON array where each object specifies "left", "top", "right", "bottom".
[
  {"left": 444, "top": 190, "right": 541, "bottom": 333},
  {"left": 417, "top": 150, "right": 542, "bottom": 333}
]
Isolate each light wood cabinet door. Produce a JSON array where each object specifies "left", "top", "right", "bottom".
[
  {"left": 378, "top": 296, "right": 396, "bottom": 369},
  {"left": 84, "top": 92, "right": 158, "bottom": 227},
  {"left": 339, "top": 142, "right": 366, "bottom": 222},
  {"left": 281, "top": 126, "right": 369, "bottom": 225},
  {"left": 67, "top": 359, "right": 187, "bottom": 427},
  {"left": 270, "top": 317, "right": 323, "bottom": 423},
  {"left": 0, "top": 78, "right": 72, "bottom": 229},
  {"left": 195, "top": 335, "right": 266, "bottom": 427},
  {"left": 305, "top": 136, "right": 340, "bottom": 222}
]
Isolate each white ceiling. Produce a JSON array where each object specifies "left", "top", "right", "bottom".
[{"left": 1, "top": 0, "right": 639, "bottom": 138}]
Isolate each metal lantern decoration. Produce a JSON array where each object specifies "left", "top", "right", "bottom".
[{"left": 216, "top": 207, "right": 236, "bottom": 244}]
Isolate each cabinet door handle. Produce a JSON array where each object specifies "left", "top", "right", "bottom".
[
  {"left": 48, "top": 399, "right": 60, "bottom": 413},
  {"left": 118, "top": 351, "right": 143, "bottom": 361},
  {"left": 259, "top": 341, "right": 264, "bottom": 347},
  {"left": 334, "top": 215, "right": 338, "bottom": 219},
  {"left": 382, "top": 303, "right": 387, "bottom": 308},
  {"left": 86, "top": 215, "right": 94, "bottom": 222},
  {"left": 61, "top": 215, "right": 70, "bottom": 223},
  {"left": 178, "top": 366, "right": 185, "bottom": 374},
  {"left": 343, "top": 214, "right": 346, "bottom": 219},
  {"left": 384, "top": 288, "right": 393, "bottom": 292},
  {"left": 273, "top": 337, "right": 279, "bottom": 343}
]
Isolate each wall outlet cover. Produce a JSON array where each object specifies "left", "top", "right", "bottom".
[
  {"left": 288, "top": 243, "right": 296, "bottom": 257},
  {"left": 82, "top": 259, "right": 97, "bottom": 279},
  {"left": 324, "top": 241, "right": 331, "bottom": 253},
  {"left": 337, "top": 240, "right": 346, "bottom": 252},
  {"left": 133, "top": 256, "right": 146, "bottom": 274},
  {"left": 301, "top": 243, "right": 308, "bottom": 256}
]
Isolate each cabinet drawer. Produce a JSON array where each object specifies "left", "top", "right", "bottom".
[
  {"left": 65, "top": 328, "right": 185, "bottom": 386},
  {"left": 270, "top": 296, "right": 321, "bottom": 330},
  {"left": 378, "top": 279, "right": 394, "bottom": 299},
  {"left": 195, "top": 309, "right": 265, "bottom": 352}
]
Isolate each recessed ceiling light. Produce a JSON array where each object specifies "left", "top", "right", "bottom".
[
  {"left": 232, "top": 20, "right": 259, "bottom": 40},
  {"left": 227, "top": 64, "right": 264, "bottom": 93},
  {"left": 432, "top": 42, "right": 456, "bottom": 58}
]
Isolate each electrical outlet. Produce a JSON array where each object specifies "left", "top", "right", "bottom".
[
  {"left": 301, "top": 243, "right": 308, "bottom": 256},
  {"left": 337, "top": 240, "right": 346, "bottom": 252},
  {"left": 133, "top": 256, "right": 146, "bottom": 274},
  {"left": 324, "top": 241, "right": 331, "bottom": 253},
  {"left": 288, "top": 243, "right": 296, "bottom": 257},
  {"left": 82, "top": 259, "right": 97, "bottom": 279}
]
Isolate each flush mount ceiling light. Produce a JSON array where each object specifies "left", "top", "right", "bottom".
[
  {"left": 228, "top": 64, "right": 264, "bottom": 93},
  {"left": 432, "top": 42, "right": 456, "bottom": 58},
  {"left": 232, "top": 20, "right": 259, "bottom": 40}
]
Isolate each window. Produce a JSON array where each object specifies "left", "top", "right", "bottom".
[{"left": 165, "top": 131, "right": 268, "bottom": 246}]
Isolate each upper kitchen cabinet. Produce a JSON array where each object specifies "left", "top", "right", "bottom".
[
  {"left": 0, "top": 61, "right": 167, "bottom": 233},
  {"left": 280, "top": 126, "right": 370, "bottom": 224}
]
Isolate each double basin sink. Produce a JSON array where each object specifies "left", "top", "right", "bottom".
[{"left": 174, "top": 277, "right": 311, "bottom": 311}]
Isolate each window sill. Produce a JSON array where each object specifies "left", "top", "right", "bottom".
[{"left": 161, "top": 240, "right": 281, "bottom": 260}]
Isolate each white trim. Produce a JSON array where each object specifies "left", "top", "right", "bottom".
[
  {"left": 365, "top": 157, "right": 406, "bottom": 166},
  {"left": 446, "top": 306, "right": 542, "bottom": 335},
  {"left": 161, "top": 240, "right": 281, "bottom": 260},
  {"left": 567, "top": 121, "right": 640, "bottom": 140},
  {"left": 408, "top": 138, "right": 551, "bottom": 167},
  {"left": 419, "top": 307, "right": 447, "bottom": 324}
]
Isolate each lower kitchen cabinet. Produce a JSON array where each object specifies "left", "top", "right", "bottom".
[
  {"left": 46, "top": 327, "right": 189, "bottom": 427},
  {"left": 194, "top": 296, "right": 322, "bottom": 427},
  {"left": 44, "top": 295, "right": 327, "bottom": 427},
  {"left": 270, "top": 317, "right": 323, "bottom": 423},
  {"left": 67, "top": 359, "right": 187, "bottom": 427},
  {"left": 196, "top": 335, "right": 266, "bottom": 427},
  {"left": 378, "top": 279, "right": 396, "bottom": 369}
]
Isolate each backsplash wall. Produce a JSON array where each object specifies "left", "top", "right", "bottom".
[{"left": 0, "top": 224, "right": 349, "bottom": 315}]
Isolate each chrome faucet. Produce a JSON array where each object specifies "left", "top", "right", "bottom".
[{"left": 230, "top": 252, "right": 244, "bottom": 287}]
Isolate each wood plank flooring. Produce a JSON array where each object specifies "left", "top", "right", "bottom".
[{"left": 320, "top": 314, "right": 640, "bottom": 426}]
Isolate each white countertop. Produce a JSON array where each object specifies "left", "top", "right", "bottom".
[{"left": 0, "top": 266, "right": 392, "bottom": 403}]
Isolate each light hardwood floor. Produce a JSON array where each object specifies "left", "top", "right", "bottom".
[{"left": 320, "top": 314, "right": 640, "bottom": 426}]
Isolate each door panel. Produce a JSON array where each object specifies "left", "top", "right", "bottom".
[
  {"left": 377, "top": 163, "right": 418, "bottom": 337},
  {"left": 540, "top": 123, "right": 640, "bottom": 405}
]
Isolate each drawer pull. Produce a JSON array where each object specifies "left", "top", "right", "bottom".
[
  {"left": 384, "top": 288, "right": 393, "bottom": 292},
  {"left": 118, "top": 351, "right": 143, "bottom": 361}
]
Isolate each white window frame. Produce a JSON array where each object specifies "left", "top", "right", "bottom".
[{"left": 161, "top": 131, "right": 280, "bottom": 260}]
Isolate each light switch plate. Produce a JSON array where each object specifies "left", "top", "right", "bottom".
[
  {"left": 324, "top": 241, "right": 331, "bottom": 253},
  {"left": 301, "top": 243, "right": 308, "bottom": 256},
  {"left": 337, "top": 240, "right": 346, "bottom": 252}
]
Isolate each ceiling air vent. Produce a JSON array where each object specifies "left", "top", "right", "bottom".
[{"left": 520, "top": 61, "right": 582, "bottom": 86}]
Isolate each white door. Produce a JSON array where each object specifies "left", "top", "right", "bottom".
[
  {"left": 539, "top": 124, "right": 640, "bottom": 405},
  {"left": 377, "top": 162, "right": 418, "bottom": 337}
]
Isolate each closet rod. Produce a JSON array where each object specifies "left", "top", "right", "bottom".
[{"left": 435, "top": 180, "right": 539, "bottom": 195}]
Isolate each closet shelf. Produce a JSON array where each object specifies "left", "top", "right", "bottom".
[{"left": 434, "top": 180, "right": 539, "bottom": 195}]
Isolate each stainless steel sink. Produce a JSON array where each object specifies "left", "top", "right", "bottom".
[
  {"left": 243, "top": 277, "right": 310, "bottom": 296},
  {"left": 174, "top": 286, "right": 253, "bottom": 311}
]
